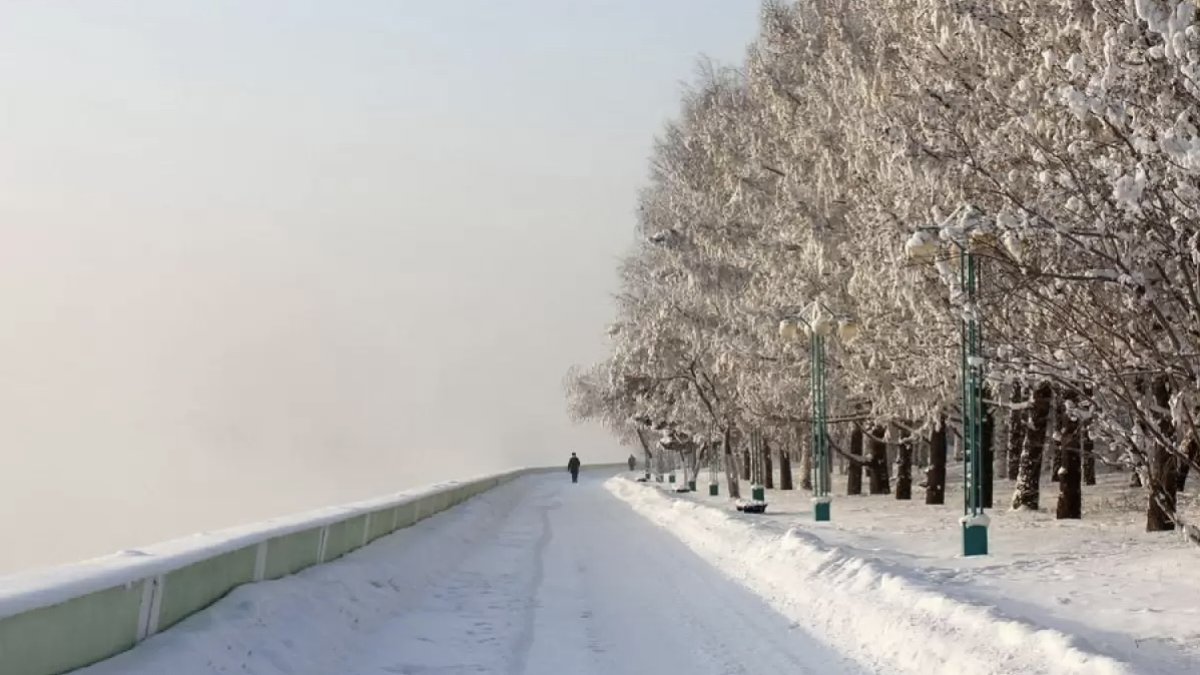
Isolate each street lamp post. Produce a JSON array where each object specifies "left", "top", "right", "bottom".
[
  {"left": 751, "top": 431, "right": 767, "bottom": 502},
  {"left": 810, "top": 328, "right": 832, "bottom": 521},
  {"left": 959, "top": 247, "right": 989, "bottom": 556},
  {"left": 907, "top": 213, "right": 989, "bottom": 557},
  {"left": 780, "top": 301, "right": 852, "bottom": 523},
  {"left": 709, "top": 445, "right": 720, "bottom": 496}
]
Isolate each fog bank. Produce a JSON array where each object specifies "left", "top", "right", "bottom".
[{"left": 0, "top": 1, "right": 758, "bottom": 574}]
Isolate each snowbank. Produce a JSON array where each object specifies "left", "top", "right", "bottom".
[
  {"left": 685, "top": 469, "right": 1199, "bottom": 672},
  {"left": 607, "top": 477, "right": 1136, "bottom": 675}
]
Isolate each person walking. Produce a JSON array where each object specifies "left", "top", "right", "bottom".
[
  {"left": 628, "top": 454, "right": 637, "bottom": 471},
  {"left": 567, "top": 452, "right": 581, "bottom": 483}
]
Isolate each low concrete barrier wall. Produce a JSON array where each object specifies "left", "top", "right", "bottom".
[{"left": 0, "top": 464, "right": 622, "bottom": 675}]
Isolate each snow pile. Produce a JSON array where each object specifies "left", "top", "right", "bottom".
[
  {"left": 607, "top": 477, "right": 1135, "bottom": 675},
  {"left": 694, "top": 469, "right": 1199, "bottom": 672}
]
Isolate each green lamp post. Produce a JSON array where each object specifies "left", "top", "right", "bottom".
[
  {"left": 810, "top": 329, "right": 832, "bottom": 521},
  {"left": 959, "top": 247, "right": 988, "bottom": 556},
  {"left": 906, "top": 213, "right": 989, "bottom": 557},
  {"left": 780, "top": 301, "right": 856, "bottom": 522}
]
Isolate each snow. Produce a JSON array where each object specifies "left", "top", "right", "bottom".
[
  {"left": 1112, "top": 168, "right": 1147, "bottom": 212},
  {"left": 1135, "top": 1, "right": 1194, "bottom": 61},
  {"left": 609, "top": 469, "right": 1200, "bottom": 675},
  {"left": 959, "top": 512, "right": 991, "bottom": 527},
  {"left": 1066, "top": 53, "right": 1087, "bottom": 77},
  {"left": 48, "top": 465, "right": 1198, "bottom": 675},
  {"left": 0, "top": 472, "right": 522, "bottom": 620},
  {"left": 904, "top": 230, "right": 938, "bottom": 261},
  {"left": 76, "top": 472, "right": 856, "bottom": 674}
]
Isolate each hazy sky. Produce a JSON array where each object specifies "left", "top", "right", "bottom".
[{"left": 0, "top": 1, "right": 760, "bottom": 572}]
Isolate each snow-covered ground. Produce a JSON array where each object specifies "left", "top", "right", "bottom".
[
  {"left": 69, "top": 466, "right": 1196, "bottom": 675},
  {"left": 78, "top": 471, "right": 854, "bottom": 674},
  {"left": 609, "top": 469, "right": 1199, "bottom": 675}
]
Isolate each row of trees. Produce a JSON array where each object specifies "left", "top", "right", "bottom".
[{"left": 566, "top": 0, "right": 1200, "bottom": 531}]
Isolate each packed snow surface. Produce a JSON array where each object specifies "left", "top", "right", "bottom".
[{"left": 79, "top": 472, "right": 856, "bottom": 674}]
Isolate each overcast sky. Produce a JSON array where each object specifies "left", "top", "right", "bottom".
[{"left": 0, "top": 1, "right": 760, "bottom": 572}]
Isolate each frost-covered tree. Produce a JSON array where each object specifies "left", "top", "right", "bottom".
[{"left": 567, "top": 0, "right": 1200, "bottom": 532}]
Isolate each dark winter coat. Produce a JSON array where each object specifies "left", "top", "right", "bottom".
[{"left": 567, "top": 456, "right": 581, "bottom": 473}]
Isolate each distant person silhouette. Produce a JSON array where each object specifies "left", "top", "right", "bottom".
[
  {"left": 628, "top": 454, "right": 637, "bottom": 471},
  {"left": 567, "top": 453, "right": 581, "bottom": 483}
]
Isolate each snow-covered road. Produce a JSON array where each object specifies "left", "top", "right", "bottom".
[
  {"left": 351, "top": 471, "right": 855, "bottom": 674},
  {"left": 81, "top": 472, "right": 856, "bottom": 675}
]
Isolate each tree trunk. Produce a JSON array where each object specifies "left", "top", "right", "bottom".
[
  {"left": 868, "top": 425, "right": 890, "bottom": 494},
  {"left": 847, "top": 425, "right": 864, "bottom": 496},
  {"left": 1007, "top": 383, "right": 1025, "bottom": 480},
  {"left": 763, "top": 437, "right": 775, "bottom": 489},
  {"left": 779, "top": 442, "right": 794, "bottom": 490},
  {"left": 1012, "top": 381, "right": 1052, "bottom": 510},
  {"left": 926, "top": 418, "right": 947, "bottom": 505},
  {"left": 896, "top": 427, "right": 913, "bottom": 500},
  {"left": 1147, "top": 450, "right": 1179, "bottom": 531},
  {"left": 757, "top": 434, "right": 766, "bottom": 486},
  {"left": 1147, "top": 376, "right": 1179, "bottom": 531},
  {"left": 747, "top": 432, "right": 757, "bottom": 486},
  {"left": 635, "top": 429, "right": 654, "bottom": 476},
  {"left": 982, "top": 387, "right": 995, "bottom": 508},
  {"left": 723, "top": 427, "right": 741, "bottom": 499},
  {"left": 1055, "top": 388, "right": 1082, "bottom": 520}
]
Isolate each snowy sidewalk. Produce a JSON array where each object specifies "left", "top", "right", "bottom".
[
  {"left": 79, "top": 472, "right": 855, "bottom": 674},
  {"left": 608, "top": 473, "right": 1200, "bottom": 675}
]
